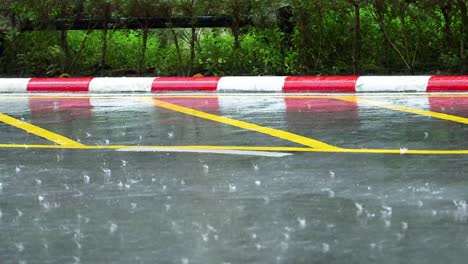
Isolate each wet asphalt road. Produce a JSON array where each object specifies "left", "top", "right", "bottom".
[{"left": 1, "top": 93, "right": 468, "bottom": 264}]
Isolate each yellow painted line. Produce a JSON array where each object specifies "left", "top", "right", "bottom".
[
  {"left": 0, "top": 113, "right": 85, "bottom": 146},
  {"left": 338, "top": 96, "right": 468, "bottom": 124},
  {"left": 0, "top": 144, "right": 312, "bottom": 151},
  {"left": 1, "top": 143, "right": 468, "bottom": 155},
  {"left": 336, "top": 148, "right": 468, "bottom": 155},
  {"left": 148, "top": 99, "right": 340, "bottom": 150}
]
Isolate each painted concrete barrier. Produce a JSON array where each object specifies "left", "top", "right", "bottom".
[{"left": 0, "top": 76, "right": 467, "bottom": 93}]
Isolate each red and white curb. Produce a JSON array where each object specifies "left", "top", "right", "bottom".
[{"left": 0, "top": 76, "right": 467, "bottom": 93}]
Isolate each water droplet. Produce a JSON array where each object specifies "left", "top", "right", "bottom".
[
  {"left": 38, "top": 195, "right": 44, "bottom": 202},
  {"left": 121, "top": 160, "right": 127, "bottom": 167},
  {"left": 384, "top": 219, "right": 391, "bottom": 227},
  {"left": 401, "top": 221, "right": 408, "bottom": 230},
  {"left": 83, "top": 175, "right": 90, "bottom": 184},
  {"left": 203, "top": 164, "right": 209, "bottom": 174},
  {"left": 15, "top": 242, "right": 24, "bottom": 252},
  {"left": 329, "top": 170, "right": 335, "bottom": 178},
  {"left": 0, "top": 209, "right": 2, "bottom": 219},
  {"left": 322, "top": 243, "right": 330, "bottom": 253},
  {"left": 180, "top": 180, "right": 185, "bottom": 185},
  {"left": 252, "top": 164, "right": 259, "bottom": 171},
  {"left": 181, "top": 258, "right": 189, "bottom": 264},
  {"left": 396, "top": 232, "right": 404, "bottom": 240},
  {"left": 251, "top": 233, "right": 257, "bottom": 239},
  {"left": 164, "top": 204, "right": 171, "bottom": 211},
  {"left": 85, "top": 132, "right": 92, "bottom": 138},
  {"left": 109, "top": 222, "right": 118, "bottom": 234},
  {"left": 297, "top": 217, "right": 306, "bottom": 229},
  {"left": 417, "top": 200, "right": 424, "bottom": 207},
  {"left": 0, "top": 182, "right": 3, "bottom": 192},
  {"left": 355, "top": 202, "right": 363, "bottom": 216},
  {"left": 35, "top": 179, "right": 42, "bottom": 186},
  {"left": 321, "top": 188, "right": 335, "bottom": 198},
  {"left": 102, "top": 168, "right": 111, "bottom": 177},
  {"left": 400, "top": 147, "right": 408, "bottom": 154},
  {"left": 228, "top": 184, "right": 237, "bottom": 192},
  {"left": 255, "top": 180, "right": 261, "bottom": 186},
  {"left": 424, "top": 132, "right": 429, "bottom": 139},
  {"left": 207, "top": 224, "right": 217, "bottom": 233},
  {"left": 168, "top": 132, "right": 174, "bottom": 139},
  {"left": 128, "top": 179, "right": 139, "bottom": 184},
  {"left": 105, "top": 139, "right": 110, "bottom": 145},
  {"left": 201, "top": 233, "right": 209, "bottom": 242},
  {"left": 453, "top": 200, "right": 468, "bottom": 222},
  {"left": 381, "top": 205, "right": 392, "bottom": 218},
  {"left": 72, "top": 256, "right": 81, "bottom": 264},
  {"left": 15, "top": 166, "right": 21, "bottom": 173}
]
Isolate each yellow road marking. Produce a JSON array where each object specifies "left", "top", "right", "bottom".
[
  {"left": 148, "top": 99, "right": 340, "bottom": 150},
  {"left": 0, "top": 144, "right": 311, "bottom": 151},
  {"left": 1, "top": 143, "right": 468, "bottom": 155},
  {"left": 338, "top": 96, "right": 468, "bottom": 124},
  {"left": 0, "top": 113, "right": 84, "bottom": 146},
  {"left": 2, "top": 94, "right": 468, "bottom": 154}
]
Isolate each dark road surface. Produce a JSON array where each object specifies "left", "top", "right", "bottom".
[{"left": 1, "top": 93, "right": 468, "bottom": 264}]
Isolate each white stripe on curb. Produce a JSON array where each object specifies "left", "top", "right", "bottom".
[
  {"left": 217, "top": 76, "right": 286, "bottom": 92},
  {"left": 0, "top": 78, "right": 31, "bottom": 93},
  {"left": 89, "top": 77, "right": 156, "bottom": 93},
  {"left": 355, "top": 76, "right": 431, "bottom": 92}
]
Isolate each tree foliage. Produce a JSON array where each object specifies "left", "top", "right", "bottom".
[{"left": 0, "top": 0, "right": 466, "bottom": 76}]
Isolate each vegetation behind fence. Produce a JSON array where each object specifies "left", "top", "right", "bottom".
[{"left": 0, "top": 0, "right": 466, "bottom": 77}]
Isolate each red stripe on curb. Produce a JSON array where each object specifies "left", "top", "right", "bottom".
[
  {"left": 28, "top": 78, "right": 93, "bottom": 92},
  {"left": 283, "top": 76, "right": 358, "bottom": 92},
  {"left": 152, "top": 77, "right": 221, "bottom": 92},
  {"left": 427, "top": 76, "right": 468, "bottom": 92}
]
